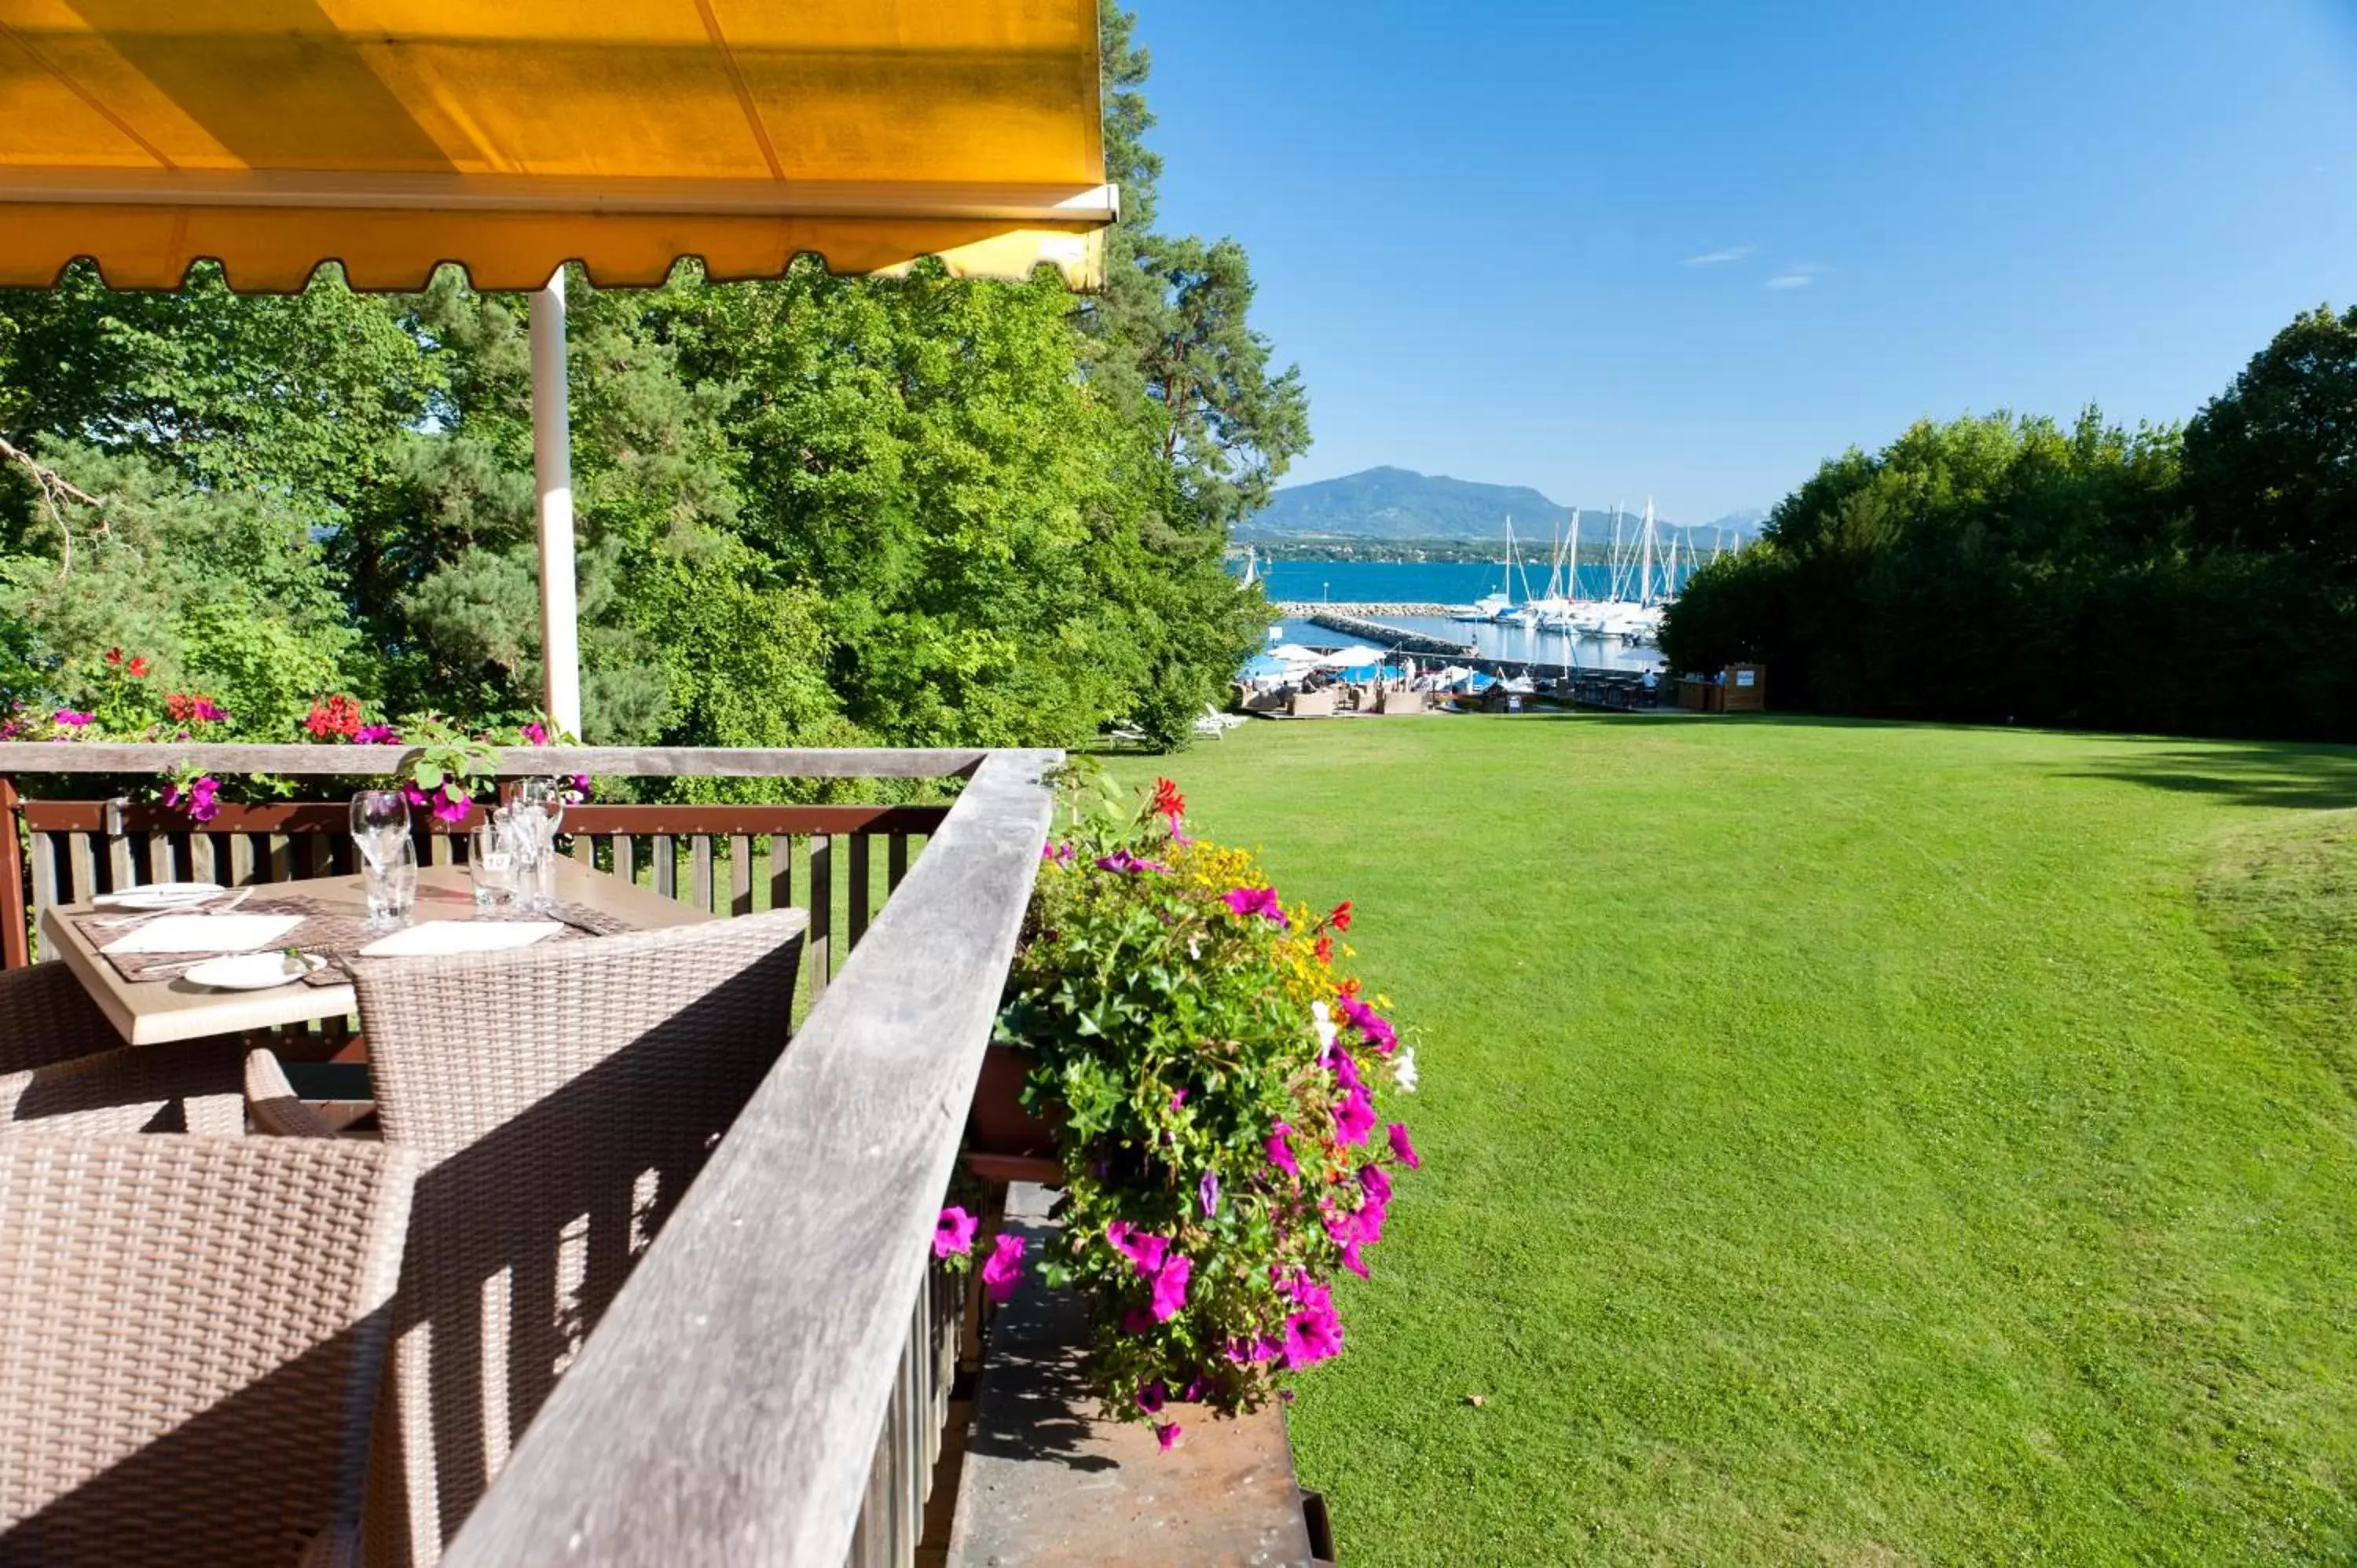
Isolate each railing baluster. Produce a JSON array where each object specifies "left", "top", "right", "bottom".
[
  {"left": 67, "top": 831, "right": 95, "bottom": 906},
  {"left": 806, "top": 833, "right": 831, "bottom": 999},
  {"left": 653, "top": 833, "right": 676, "bottom": 899},
  {"left": 613, "top": 833, "right": 635, "bottom": 885},
  {"left": 24, "top": 831, "right": 57, "bottom": 959},
  {"left": 770, "top": 833, "right": 793, "bottom": 918},
  {"left": 849, "top": 833, "right": 871, "bottom": 951},
  {"left": 0, "top": 779, "right": 27, "bottom": 969},
  {"left": 729, "top": 833, "right": 753, "bottom": 917},
  {"left": 692, "top": 835, "right": 714, "bottom": 912}
]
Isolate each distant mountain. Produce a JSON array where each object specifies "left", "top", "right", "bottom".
[{"left": 1240, "top": 467, "right": 1762, "bottom": 551}]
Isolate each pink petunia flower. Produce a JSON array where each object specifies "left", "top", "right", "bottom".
[
  {"left": 1265, "top": 1122, "right": 1299, "bottom": 1178},
  {"left": 1121, "top": 1308, "right": 1156, "bottom": 1335},
  {"left": 1107, "top": 1221, "right": 1169, "bottom": 1277},
  {"left": 1155, "top": 1423, "right": 1182, "bottom": 1453},
  {"left": 1387, "top": 1122, "right": 1420, "bottom": 1170},
  {"left": 981, "top": 1233, "right": 1026, "bottom": 1304},
  {"left": 1323, "top": 1045, "right": 1362, "bottom": 1093},
  {"left": 1339, "top": 996, "right": 1398, "bottom": 1054},
  {"left": 933, "top": 1206, "right": 978, "bottom": 1259},
  {"left": 353, "top": 724, "right": 401, "bottom": 746},
  {"left": 1360, "top": 1164, "right": 1393, "bottom": 1204},
  {"left": 1094, "top": 848, "right": 1171, "bottom": 875},
  {"left": 1340, "top": 1241, "right": 1369, "bottom": 1279},
  {"left": 1221, "top": 885, "right": 1288, "bottom": 926},
  {"left": 53, "top": 709, "right": 93, "bottom": 727},
  {"left": 1149, "top": 1255, "right": 1192, "bottom": 1322},
  {"left": 1281, "top": 1306, "right": 1343, "bottom": 1369},
  {"left": 1135, "top": 1380, "right": 1167, "bottom": 1415},
  {"left": 522, "top": 720, "right": 550, "bottom": 745},
  {"left": 1332, "top": 1086, "right": 1376, "bottom": 1148},
  {"left": 431, "top": 783, "right": 471, "bottom": 825},
  {"left": 1198, "top": 1170, "right": 1219, "bottom": 1218}
]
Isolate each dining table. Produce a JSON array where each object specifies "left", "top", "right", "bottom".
[{"left": 40, "top": 859, "right": 714, "bottom": 1048}]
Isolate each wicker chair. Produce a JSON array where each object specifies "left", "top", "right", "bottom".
[
  {"left": 249, "top": 908, "right": 808, "bottom": 1567},
  {"left": 0, "top": 961, "right": 124, "bottom": 1075},
  {"left": 0, "top": 1035, "right": 246, "bottom": 1138},
  {"left": 0, "top": 1134, "right": 416, "bottom": 1567}
]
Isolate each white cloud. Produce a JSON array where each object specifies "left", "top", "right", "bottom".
[
  {"left": 1764, "top": 262, "right": 1831, "bottom": 291},
  {"left": 1681, "top": 244, "right": 1756, "bottom": 267}
]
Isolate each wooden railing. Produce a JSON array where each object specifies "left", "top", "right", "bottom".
[{"left": 0, "top": 742, "right": 1058, "bottom": 1567}]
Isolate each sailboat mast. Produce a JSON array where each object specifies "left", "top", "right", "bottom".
[
  {"left": 1639, "top": 499, "right": 1657, "bottom": 608},
  {"left": 1608, "top": 504, "right": 1624, "bottom": 601}
]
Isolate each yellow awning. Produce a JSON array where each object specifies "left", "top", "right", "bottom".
[{"left": 0, "top": 0, "right": 1113, "bottom": 291}]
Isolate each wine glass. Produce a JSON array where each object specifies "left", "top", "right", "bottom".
[
  {"left": 516, "top": 776, "right": 567, "bottom": 838},
  {"left": 349, "top": 789, "right": 408, "bottom": 870}
]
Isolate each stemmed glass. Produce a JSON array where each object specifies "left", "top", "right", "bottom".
[{"left": 349, "top": 789, "right": 408, "bottom": 870}]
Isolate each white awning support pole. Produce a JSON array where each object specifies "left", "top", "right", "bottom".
[{"left": 530, "top": 267, "right": 583, "bottom": 738}]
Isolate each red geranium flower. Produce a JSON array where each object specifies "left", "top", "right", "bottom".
[
  {"left": 304, "top": 694, "right": 364, "bottom": 739},
  {"left": 1314, "top": 933, "right": 1335, "bottom": 965},
  {"left": 104, "top": 647, "right": 123, "bottom": 667},
  {"left": 1151, "top": 777, "right": 1185, "bottom": 823},
  {"left": 1328, "top": 900, "right": 1354, "bottom": 933},
  {"left": 126, "top": 656, "right": 148, "bottom": 678}
]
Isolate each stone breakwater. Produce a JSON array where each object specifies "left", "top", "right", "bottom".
[
  {"left": 1287, "top": 608, "right": 1476, "bottom": 658},
  {"left": 1274, "top": 600, "right": 1458, "bottom": 617}
]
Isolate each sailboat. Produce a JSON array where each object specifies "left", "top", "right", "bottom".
[
  {"left": 1451, "top": 517, "right": 1530, "bottom": 624},
  {"left": 1524, "top": 511, "right": 1582, "bottom": 631}
]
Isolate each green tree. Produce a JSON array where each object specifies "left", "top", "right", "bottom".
[{"left": 2182, "top": 304, "right": 2357, "bottom": 575}]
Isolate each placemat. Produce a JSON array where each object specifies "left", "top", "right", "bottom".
[{"left": 73, "top": 896, "right": 639, "bottom": 987}]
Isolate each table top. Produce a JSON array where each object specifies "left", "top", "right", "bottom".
[{"left": 40, "top": 860, "right": 715, "bottom": 1047}]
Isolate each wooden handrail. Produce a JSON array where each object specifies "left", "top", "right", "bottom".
[
  {"left": 0, "top": 743, "right": 988, "bottom": 779},
  {"left": 442, "top": 749, "right": 1058, "bottom": 1566},
  {"left": 13, "top": 800, "right": 952, "bottom": 836}
]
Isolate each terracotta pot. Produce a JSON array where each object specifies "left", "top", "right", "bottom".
[{"left": 969, "top": 1042, "right": 1065, "bottom": 1159}]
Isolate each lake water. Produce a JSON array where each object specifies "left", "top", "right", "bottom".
[{"left": 1243, "top": 559, "right": 1672, "bottom": 674}]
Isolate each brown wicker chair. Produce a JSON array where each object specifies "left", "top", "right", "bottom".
[
  {"left": 0, "top": 961, "right": 123, "bottom": 1075},
  {"left": 0, "top": 1134, "right": 416, "bottom": 1567},
  {"left": 0, "top": 1036, "right": 247, "bottom": 1138},
  {"left": 255, "top": 908, "right": 808, "bottom": 1566}
]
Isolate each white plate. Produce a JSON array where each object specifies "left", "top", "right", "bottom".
[
  {"left": 101, "top": 914, "right": 306, "bottom": 954},
  {"left": 96, "top": 881, "right": 225, "bottom": 911},
  {"left": 357, "top": 921, "right": 563, "bottom": 958},
  {"left": 181, "top": 952, "right": 326, "bottom": 991}
]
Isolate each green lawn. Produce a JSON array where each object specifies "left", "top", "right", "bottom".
[{"left": 1154, "top": 713, "right": 2357, "bottom": 1566}]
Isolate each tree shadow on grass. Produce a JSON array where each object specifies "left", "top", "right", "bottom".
[{"left": 2057, "top": 743, "right": 2357, "bottom": 811}]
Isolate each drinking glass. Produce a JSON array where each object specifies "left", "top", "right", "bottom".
[
  {"left": 349, "top": 789, "right": 408, "bottom": 870},
  {"left": 467, "top": 822, "right": 517, "bottom": 909},
  {"left": 511, "top": 779, "right": 567, "bottom": 912},
  {"left": 364, "top": 834, "right": 418, "bottom": 929}
]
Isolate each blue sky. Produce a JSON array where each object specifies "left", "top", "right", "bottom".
[{"left": 1137, "top": 0, "right": 2357, "bottom": 522}]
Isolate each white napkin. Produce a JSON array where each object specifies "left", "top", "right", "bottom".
[
  {"left": 357, "top": 921, "right": 563, "bottom": 958},
  {"left": 100, "top": 914, "right": 306, "bottom": 954}
]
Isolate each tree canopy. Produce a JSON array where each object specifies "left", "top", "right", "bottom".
[
  {"left": 0, "top": 1, "right": 1298, "bottom": 769},
  {"left": 1663, "top": 310, "right": 2357, "bottom": 740}
]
